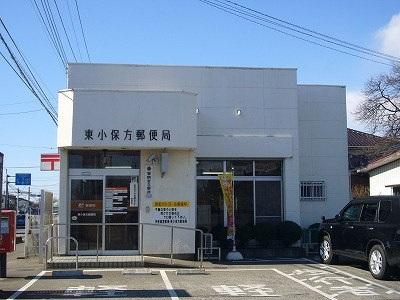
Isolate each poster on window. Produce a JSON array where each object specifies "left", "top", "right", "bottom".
[
  {"left": 130, "top": 177, "right": 138, "bottom": 207},
  {"left": 105, "top": 187, "right": 129, "bottom": 215},
  {"left": 218, "top": 172, "right": 235, "bottom": 240},
  {"left": 152, "top": 200, "right": 190, "bottom": 224}
]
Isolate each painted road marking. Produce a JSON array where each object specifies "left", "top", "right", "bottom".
[
  {"left": 63, "top": 284, "right": 128, "bottom": 297},
  {"left": 7, "top": 270, "right": 47, "bottom": 300},
  {"left": 213, "top": 284, "right": 281, "bottom": 297},
  {"left": 160, "top": 270, "right": 179, "bottom": 300},
  {"left": 303, "top": 258, "right": 400, "bottom": 295},
  {"left": 272, "top": 268, "right": 336, "bottom": 300}
]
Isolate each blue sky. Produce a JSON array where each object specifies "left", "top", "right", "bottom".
[{"left": 1, "top": 0, "right": 400, "bottom": 198}]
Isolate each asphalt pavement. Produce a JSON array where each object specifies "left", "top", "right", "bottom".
[{"left": 1, "top": 244, "right": 400, "bottom": 299}]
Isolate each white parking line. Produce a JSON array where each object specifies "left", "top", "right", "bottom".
[
  {"left": 303, "top": 258, "right": 400, "bottom": 294},
  {"left": 7, "top": 270, "right": 48, "bottom": 300},
  {"left": 271, "top": 268, "right": 336, "bottom": 300},
  {"left": 160, "top": 270, "right": 179, "bottom": 300}
]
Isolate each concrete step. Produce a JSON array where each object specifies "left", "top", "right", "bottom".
[{"left": 46, "top": 255, "right": 204, "bottom": 269}]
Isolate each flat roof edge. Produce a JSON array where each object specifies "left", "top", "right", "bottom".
[
  {"left": 298, "top": 84, "right": 346, "bottom": 88},
  {"left": 67, "top": 62, "right": 297, "bottom": 71},
  {"left": 58, "top": 88, "right": 197, "bottom": 95}
]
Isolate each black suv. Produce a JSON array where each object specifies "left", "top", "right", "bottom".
[{"left": 319, "top": 196, "right": 400, "bottom": 279}]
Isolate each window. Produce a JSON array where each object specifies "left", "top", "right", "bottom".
[
  {"left": 360, "top": 203, "right": 378, "bottom": 222},
  {"left": 196, "top": 160, "right": 223, "bottom": 176},
  {"left": 393, "top": 186, "right": 400, "bottom": 196},
  {"left": 255, "top": 160, "right": 282, "bottom": 176},
  {"left": 300, "top": 181, "right": 326, "bottom": 201},
  {"left": 255, "top": 181, "right": 282, "bottom": 224},
  {"left": 342, "top": 204, "right": 362, "bottom": 222},
  {"left": 196, "top": 180, "right": 224, "bottom": 232},
  {"left": 226, "top": 160, "right": 253, "bottom": 176},
  {"left": 379, "top": 201, "right": 392, "bottom": 222},
  {"left": 196, "top": 159, "right": 283, "bottom": 227},
  {"left": 69, "top": 150, "right": 140, "bottom": 169}
]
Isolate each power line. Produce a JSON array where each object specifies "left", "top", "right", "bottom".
[
  {"left": 4, "top": 166, "right": 41, "bottom": 169},
  {"left": 74, "top": 0, "right": 91, "bottom": 62},
  {"left": 0, "top": 109, "right": 43, "bottom": 115},
  {"left": 41, "top": 0, "right": 68, "bottom": 64},
  {"left": 66, "top": 0, "right": 83, "bottom": 61},
  {"left": 53, "top": 0, "right": 77, "bottom": 62},
  {"left": 0, "top": 143, "right": 55, "bottom": 149},
  {"left": 0, "top": 18, "right": 58, "bottom": 124},
  {"left": 30, "top": 0, "right": 67, "bottom": 69},
  {"left": 0, "top": 17, "right": 57, "bottom": 117},
  {"left": 221, "top": 0, "right": 400, "bottom": 62},
  {"left": 0, "top": 100, "right": 36, "bottom": 106},
  {"left": 199, "top": 0, "right": 398, "bottom": 66}
]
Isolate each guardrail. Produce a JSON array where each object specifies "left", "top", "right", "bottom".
[
  {"left": 47, "top": 222, "right": 205, "bottom": 269},
  {"left": 44, "top": 236, "right": 78, "bottom": 270}
]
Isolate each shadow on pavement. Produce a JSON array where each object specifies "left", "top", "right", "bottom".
[{"left": 0, "top": 289, "right": 191, "bottom": 299}]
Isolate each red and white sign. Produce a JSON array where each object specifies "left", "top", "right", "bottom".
[{"left": 40, "top": 153, "right": 60, "bottom": 171}]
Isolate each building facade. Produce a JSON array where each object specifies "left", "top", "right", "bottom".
[{"left": 57, "top": 63, "right": 349, "bottom": 255}]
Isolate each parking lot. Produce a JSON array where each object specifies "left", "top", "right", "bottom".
[{"left": 1, "top": 258, "right": 400, "bottom": 299}]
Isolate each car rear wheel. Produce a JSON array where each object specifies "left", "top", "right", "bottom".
[
  {"left": 369, "top": 245, "right": 390, "bottom": 280},
  {"left": 320, "top": 236, "right": 338, "bottom": 264}
]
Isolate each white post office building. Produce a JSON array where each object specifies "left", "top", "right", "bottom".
[{"left": 57, "top": 63, "right": 349, "bottom": 255}]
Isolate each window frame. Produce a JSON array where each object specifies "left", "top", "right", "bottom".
[
  {"left": 341, "top": 203, "right": 362, "bottom": 222},
  {"left": 378, "top": 200, "right": 392, "bottom": 223},
  {"left": 300, "top": 181, "right": 326, "bottom": 201},
  {"left": 196, "top": 159, "right": 283, "bottom": 226},
  {"left": 359, "top": 202, "right": 378, "bottom": 223}
]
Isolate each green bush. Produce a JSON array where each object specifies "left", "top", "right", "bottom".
[
  {"left": 275, "top": 221, "right": 302, "bottom": 246},
  {"left": 236, "top": 224, "right": 255, "bottom": 247},
  {"left": 254, "top": 223, "right": 276, "bottom": 246}
]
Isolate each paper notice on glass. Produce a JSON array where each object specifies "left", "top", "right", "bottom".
[{"left": 130, "top": 177, "right": 138, "bottom": 207}]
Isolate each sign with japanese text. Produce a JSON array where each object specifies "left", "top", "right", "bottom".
[
  {"left": 152, "top": 200, "right": 190, "bottom": 224},
  {"left": 145, "top": 165, "right": 153, "bottom": 199},
  {"left": 15, "top": 173, "right": 31, "bottom": 185},
  {"left": 83, "top": 128, "right": 172, "bottom": 143},
  {"left": 130, "top": 177, "right": 138, "bottom": 207},
  {"left": 105, "top": 187, "right": 129, "bottom": 216},
  {"left": 58, "top": 90, "right": 196, "bottom": 149}
]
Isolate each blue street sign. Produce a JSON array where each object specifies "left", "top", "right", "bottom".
[{"left": 15, "top": 173, "right": 31, "bottom": 185}]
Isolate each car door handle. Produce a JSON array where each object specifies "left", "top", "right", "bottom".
[
  {"left": 345, "top": 225, "right": 354, "bottom": 229},
  {"left": 368, "top": 227, "right": 375, "bottom": 230}
]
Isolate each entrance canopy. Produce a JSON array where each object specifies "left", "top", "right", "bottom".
[{"left": 57, "top": 89, "right": 197, "bottom": 149}]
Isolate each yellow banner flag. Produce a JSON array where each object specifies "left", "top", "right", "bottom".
[{"left": 218, "top": 172, "right": 235, "bottom": 240}]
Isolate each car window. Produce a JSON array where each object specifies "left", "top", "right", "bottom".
[
  {"left": 360, "top": 203, "right": 378, "bottom": 222},
  {"left": 342, "top": 204, "right": 362, "bottom": 222},
  {"left": 379, "top": 201, "right": 392, "bottom": 222}
]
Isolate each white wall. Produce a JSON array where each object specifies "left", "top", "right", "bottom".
[
  {"left": 298, "top": 85, "right": 349, "bottom": 227},
  {"left": 61, "top": 64, "right": 349, "bottom": 235},
  {"left": 140, "top": 149, "right": 196, "bottom": 254},
  {"left": 58, "top": 89, "right": 197, "bottom": 149},
  {"left": 370, "top": 160, "right": 400, "bottom": 195},
  {"left": 67, "top": 64, "right": 302, "bottom": 225}
]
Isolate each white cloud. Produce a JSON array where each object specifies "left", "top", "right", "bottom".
[
  {"left": 376, "top": 13, "right": 400, "bottom": 57},
  {"left": 346, "top": 90, "right": 366, "bottom": 131}
]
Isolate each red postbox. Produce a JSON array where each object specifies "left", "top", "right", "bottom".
[{"left": 0, "top": 210, "right": 16, "bottom": 253}]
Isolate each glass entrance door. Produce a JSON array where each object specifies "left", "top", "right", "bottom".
[
  {"left": 104, "top": 176, "right": 139, "bottom": 251},
  {"left": 70, "top": 177, "right": 103, "bottom": 252},
  {"left": 69, "top": 171, "right": 139, "bottom": 254}
]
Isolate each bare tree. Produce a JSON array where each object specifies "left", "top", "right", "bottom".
[{"left": 357, "top": 64, "right": 400, "bottom": 138}]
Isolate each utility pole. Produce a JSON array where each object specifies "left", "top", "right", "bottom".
[
  {"left": 5, "top": 169, "right": 8, "bottom": 209},
  {"left": 17, "top": 189, "right": 19, "bottom": 214},
  {"left": 0, "top": 153, "right": 6, "bottom": 278}
]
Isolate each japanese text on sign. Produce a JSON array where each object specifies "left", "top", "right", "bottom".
[
  {"left": 152, "top": 200, "right": 190, "bottom": 225},
  {"left": 84, "top": 129, "right": 171, "bottom": 142}
]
